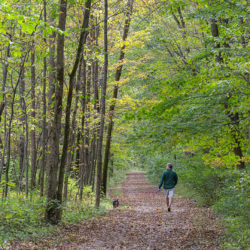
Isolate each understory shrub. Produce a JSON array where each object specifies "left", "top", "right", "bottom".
[
  {"left": 0, "top": 193, "right": 55, "bottom": 247},
  {"left": 213, "top": 170, "right": 250, "bottom": 250},
  {"left": 145, "top": 151, "right": 249, "bottom": 249},
  {"left": 0, "top": 186, "right": 111, "bottom": 247},
  {"left": 63, "top": 186, "right": 112, "bottom": 224}
]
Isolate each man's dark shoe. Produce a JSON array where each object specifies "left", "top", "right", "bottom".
[{"left": 168, "top": 207, "right": 171, "bottom": 212}]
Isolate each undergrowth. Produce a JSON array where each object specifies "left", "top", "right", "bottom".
[
  {"left": 144, "top": 152, "right": 250, "bottom": 250},
  {"left": 0, "top": 193, "right": 54, "bottom": 247},
  {"left": 0, "top": 186, "right": 112, "bottom": 248}
]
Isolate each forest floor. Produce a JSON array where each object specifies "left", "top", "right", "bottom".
[{"left": 12, "top": 172, "right": 224, "bottom": 249}]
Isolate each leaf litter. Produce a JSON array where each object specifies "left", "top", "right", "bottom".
[{"left": 10, "top": 172, "right": 224, "bottom": 249}]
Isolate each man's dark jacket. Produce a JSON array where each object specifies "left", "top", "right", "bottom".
[{"left": 159, "top": 169, "right": 178, "bottom": 189}]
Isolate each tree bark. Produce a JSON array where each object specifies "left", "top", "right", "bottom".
[
  {"left": 57, "top": 0, "right": 92, "bottom": 212},
  {"left": 18, "top": 65, "right": 26, "bottom": 193},
  {"left": 95, "top": 0, "right": 109, "bottom": 208},
  {"left": 83, "top": 64, "right": 91, "bottom": 188},
  {"left": 0, "top": 44, "right": 10, "bottom": 182},
  {"left": 63, "top": 60, "right": 82, "bottom": 201},
  {"left": 224, "top": 95, "right": 245, "bottom": 169},
  {"left": 40, "top": 0, "right": 47, "bottom": 196},
  {"left": 101, "top": 0, "right": 134, "bottom": 196},
  {"left": 4, "top": 53, "right": 29, "bottom": 197},
  {"left": 211, "top": 19, "right": 245, "bottom": 169},
  {"left": 46, "top": 0, "right": 67, "bottom": 225},
  {"left": 79, "top": 60, "right": 87, "bottom": 200},
  {"left": 211, "top": 19, "right": 222, "bottom": 62},
  {"left": 177, "top": 7, "right": 185, "bottom": 29},
  {"left": 30, "top": 44, "right": 37, "bottom": 190}
]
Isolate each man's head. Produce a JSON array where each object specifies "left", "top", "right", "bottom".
[{"left": 166, "top": 163, "right": 173, "bottom": 170}]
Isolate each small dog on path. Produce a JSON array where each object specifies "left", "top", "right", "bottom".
[{"left": 113, "top": 199, "right": 119, "bottom": 208}]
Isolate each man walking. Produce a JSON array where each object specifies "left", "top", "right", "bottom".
[{"left": 158, "top": 163, "right": 178, "bottom": 212}]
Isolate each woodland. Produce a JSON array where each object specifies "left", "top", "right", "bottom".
[{"left": 0, "top": 0, "right": 249, "bottom": 248}]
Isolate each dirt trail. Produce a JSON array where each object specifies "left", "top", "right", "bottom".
[{"left": 15, "top": 172, "right": 223, "bottom": 249}]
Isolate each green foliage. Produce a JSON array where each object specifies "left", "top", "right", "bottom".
[
  {"left": 139, "top": 148, "right": 249, "bottom": 249},
  {"left": 0, "top": 194, "right": 55, "bottom": 247},
  {"left": 221, "top": 217, "right": 250, "bottom": 250},
  {"left": 145, "top": 153, "right": 171, "bottom": 184},
  {"left": 176, "top": 153, "right": 222, "bottom": 206},
  {"left": 213, "top": 170, "right": 250, "bottom": 249},
  {"left": 0, "top": 0, "right": 249, "bottom": 247},
  {"left": 0, "top": 186, "right": 112, "bottom": 246},
  {"left": 63, "top": 186, "right": 112, "bottom": 224}
]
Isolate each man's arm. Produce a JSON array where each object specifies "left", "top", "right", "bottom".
[
  {"left": 174, "top": 173, "right": 178, "bottom": 186},
  {"left": 159, "top": 172, "right": 165, "bottom": 189}
]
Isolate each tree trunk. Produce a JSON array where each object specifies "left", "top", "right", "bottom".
[
  {"left": 224, "top": 96, "right": 245, "bottom": 169},
  {"left": 177, "top": 7, "right": 185, "bottom": 29},
  {"left": 211, "top": 19, "right": 245, "bottom": 169},
  {"left": 83, "top": 64, "right": 91, "bottom": 186},
  {"left": 40, "top": 0, "right": 48, "bottom": 197},
  {"left": 89, "top": 56, "right": 99, "bottom": 188},
  {"left": 18, "top": 66, "right": 26, "bottom": 193},
  {"left": 57, "top": 0, "right": 92, "bottom": 210},
  {"left": 23, "top": 99, "right": 29, "bottom": 197},
  {"left": 95, "top": 0, "right": 109, "bottom": 208},
  {"left": 30, "top": 44, "right": 37, "bottom": 190},
  {"left": 211, "top": 19, "right": 222, "bottom": 62},
  {"left": 101, "top": 0, "right": 134, "bottom": 196},
  {"left": 46, "top": 0, "right": 67, "bottom": 225},
  {"left": 0, "top": 45, "right": 9, "bottom": 182},
  {"left": 63, "top": 60, "right": 82, "bottom": 201},
  {"left": 4, "top": 53, "right": 28, "bottom": 197},
  {"left": 79, "top": 59, "right": 87, "bottom": 200}
]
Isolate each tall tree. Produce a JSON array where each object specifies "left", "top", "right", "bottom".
[
  {"left": 57, "top": 0, "right": 92, "bottom": 210},
  {"left": 30, "top": 43, "right": 37, "bottom": 190},
  {"left": 46, "top": 0, "right": 67, "bottom": 224},
  {"left": 95, "top": 0, "right": 109, "bottom": 208},
  {"left": 40, "top": 0, "right": 48, "bottom": 196},
  {"left": 102, "top": 0, "right": 134, "bottom": 196}
]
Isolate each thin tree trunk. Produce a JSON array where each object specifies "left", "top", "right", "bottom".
[
  {"left": 30, "top": 44, "right": 37, "bottom": 190},
  {"left": 23, "top": 99, "right": 29, "bottom": 197},
  {"left": 240, "top": 17, "right": 247, "bottom": 48},
  {"left": 79, "top": 60, "right": 87, "bottom": 200},
  {"left": 46, "top": 14, "right": 56, "bottom": 181},
  {"left": 177, "top": 7, "right": 185, "bottom": 29},
  {"left": 0, "top": 45, "right": 9, "bottom": 182},
  {"left": 89, "top": 56, "right": 99, "bottom": 188},
  {"left": 18, "top": 67, "right": 26, "bottom": 193},
  {"left": 101, "top": 0, "right": 134, "bottom": 197},
  {"left": 95, "top": 0, "right": 109, "bottom": 208},
  {"left": 63, "top": 60, "right": 82, "bottom": 201},
  {"left": 0, "top": 101, "right": 5, "bottom": 181},
  {"left": 4, "top": 53, "right": 29, "bottom": 197},
  {"left": 40, "top": 0, "right": 47, "bottom": 196},
  {"left": 46, "top": 0, "right": 67, "bottom": 225},
  {"left": 57, "top": 0, "right": 92, "bottom": 213},
  {"left": 211, "top": 19, "right": 222, "bottom": 62},
  {"left": 90, "top": 18, "right": 100, "bottom": 191},
  {"left": 224, "top": 95, "right": 245, "bottom": 169},
  {"left": 89, "top": 132, "right": 96, "bottom": 187},
  {"left": 83, "top": 64, "right": 91, "bottom": 186}
]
